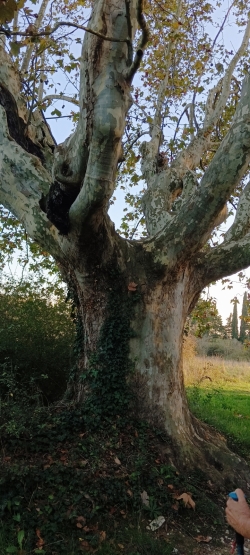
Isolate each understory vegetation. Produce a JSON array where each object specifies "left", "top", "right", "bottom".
[
  {"left": 0, "top": 329, "right": 250, "bottom": 553},
  {"left": 0, "top": 395, "right": 228, "bottom": 555}
]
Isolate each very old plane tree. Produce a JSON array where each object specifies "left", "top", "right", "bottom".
[{"left": 1, "top": 0, "right": 250, "bottom": 482}]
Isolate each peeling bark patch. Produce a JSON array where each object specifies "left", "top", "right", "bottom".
[{"left": 0, "top": 84, "right": 45, "bottom": 164}]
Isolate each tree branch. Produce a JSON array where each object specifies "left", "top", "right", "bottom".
[
  {"left": 124, "top": 0, "right": 149, "bottom": 81},
  {"left": 52, "top": 0, "right": 140, "bottom": 234},
  {"left": 141, "top": 13, "right": 250, "bottom": 238},
  {"left": 194, "top": 234, "right": 250, "bottom": 288},
  {"left": 0, "top": 104, "right": 63, "bottom": 261},
  {"left": 140, "top": 0, "right": 183, "bottom": 178},
  {"left": 21, "top": 0, "right": 50, "bottom": 74},
  {"left": 149, "top": 0, "right": 183, "bottom": 153},
  {"left": 2, "top": 20, "right": 131, "bottom": 44},
  {"left": 37, "top": 51, "right": 46, "bottom": 104},
  {"left": 224, "top": 180, "right": 250, "bottom": 242},
  {"left": 39, "top": 94, "right": 79, "bottom": 107},
  {"left": 169, "top": 74, "right": 250, "bottom": 256}
]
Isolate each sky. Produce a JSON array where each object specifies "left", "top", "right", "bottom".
[{"left": 40, "top": 1, "right": 250, "bottom": 325}]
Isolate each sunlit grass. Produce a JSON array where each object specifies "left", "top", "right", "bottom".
[{"left": 184, "top": 352, "right": 250, "bottom": 458}]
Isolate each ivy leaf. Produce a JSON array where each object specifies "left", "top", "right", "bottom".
[{"left": 17, "top": 530, "right": 25, "bottom": 549}]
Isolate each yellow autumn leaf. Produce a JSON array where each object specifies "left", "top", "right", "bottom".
[{"left": 194, "top": 60, "right": 203, "bottom": 71}]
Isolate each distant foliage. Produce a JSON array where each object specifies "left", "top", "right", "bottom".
[
  {"left": 0, "top": 279, "right": 75, "bottom": 403},
  {"left": 231, "top": 298, "right": 239, "bottom": 340},
  {"left": 239, "top": 291, "right": 250, "bottom": 343},
  {"left": 196, "top": 337, "right": 250, "bottom": 361},
  {"left": 187, "top": 296, "right": 225, "bottom": 338}
]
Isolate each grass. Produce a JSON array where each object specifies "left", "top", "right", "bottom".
[{"left": 184, "top": 353, "right": 250, "bottom": 458}]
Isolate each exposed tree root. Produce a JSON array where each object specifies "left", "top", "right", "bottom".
[{"left": 170, "top": 415, "right": 250, "bottom": 490}]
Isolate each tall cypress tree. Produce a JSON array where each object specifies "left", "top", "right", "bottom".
[
  {"left": 239, "top": 292, "right": 249, "bottom": 343},
  {"left": 232, "top": 299, "right": 239, "bottom": 340},
  {"left": 224, "top": 313, "right": 232, "bottom": 339}
]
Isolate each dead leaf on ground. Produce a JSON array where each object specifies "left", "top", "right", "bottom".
[
  {"left": 141, "top": 490, "right": 149, "bottom": 506},
  {"left": 77, "top": 516, "right": 86, "bottom": 523},
  {"left": 195, "top": 535, "right": 212, "bottom": 543},
  {"left": 128, "top": 282, "right": 137, "bottom": 291},
  {"left": 127, "top": 489, "right": 133, "bottom": 497},
  {"left": 177, "top": 493, "right": 195, "bottom": 510},
  {"left": 99, "top": 531, "right": 106, "bottom": 542},
  {"left": 36, "top": 528, "right": 45, "bottom": 548},
  {"left": 114, "top": 456, "right": 121, "bottom": 465},
  {"left": 79, "top": 539, "right": 95, "bottom": 551},
  {"left": 167, "top": 484, "right": 174, "bottom": 490}
]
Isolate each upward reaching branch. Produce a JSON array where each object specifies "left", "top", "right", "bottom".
[
  {"left": 169, "top": 74, "right": 250, "bottom": 258},
  {"left": 21, "top": 0, "right": 50, "bottom": 75},
  {"left": 141, "top": 12, "right": 250, "bottom": 237},
  {"left": 149, "top": 0, "right": 183, "bottom": 158}
]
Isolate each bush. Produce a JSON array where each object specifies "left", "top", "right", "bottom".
[
  {"left": 0, "top": 285, "right": 75, "bottom": 402},
  {"left": 196, "top": 337, "right": 250, "bottom": 361}
]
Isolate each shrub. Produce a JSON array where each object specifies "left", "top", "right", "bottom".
[{"left": 0, "top": 285, "right": 75, "bottom": 402}]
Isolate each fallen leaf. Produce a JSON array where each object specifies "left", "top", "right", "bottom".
[
  {"left": 79, "top": 539, "right": 94, "bottom": 551},
  {"left": 167, "top": 484, "right": 174, "bottom": 490},
  {"left": 141, "top": 490, "right": 149, "bottom": 506},
  {"left": 77, "top": 522, "right": 83, "bottom": 529},
  {"left": 118, "top": 544, "right": 124, "bottom": 549},
  {"left": 128, "top": 282, "right": 137, "bottom": 291},
  {"left": 127, "top": 489, "right": 133, "bottom": 497},
  {"left": 172, "top": 502, "right": 179, "bottom": 511},
  {"left": 36, "top": 528, "right": 45, "bottom": 548},
  {"left": 195, "top": 535, "right": 212, "bottom": 543},
  {"left": 146, "top": 516, "right": 165, "bottom": 531},
  {"left": 114, "top": 456, "right": 121, "bottom": 465},
  {"left": 77, "top": 516, "right": 86, "bottom": 524},
  {"left": 158, "top": 479, "right": 164, "bottom": 486},
  {"left": 177, "top": 493, "right": 195, "bottom": 510},
  {"left": 99, "top": 531, "right": 106, "bottom": 542}
]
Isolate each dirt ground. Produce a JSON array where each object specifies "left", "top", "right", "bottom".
[{"left": 165, "top": 526, "right": 250, "bottom": 554}]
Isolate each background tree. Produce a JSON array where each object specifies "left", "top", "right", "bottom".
[
  {"left": 187, "top": 296, "right": 225, "bottom": 338},
  {"left": 224, "top": 313, "right": 233, "bottom": 339},
  {"left": 1, "top": 0, "right": 250, "bottom": 481},
  {"left": 239, "top": 291, "right": 250, "bottom": 343},
  {"left": 0, "top": 277, "right": 75, "bottom": 402},
  {"left": 232, "top": 298, "right": 239, "bottom": 340}
]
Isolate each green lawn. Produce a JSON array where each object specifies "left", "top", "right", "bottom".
[{"left": 186, "top": 378, "right": 250, "bottom": 458}]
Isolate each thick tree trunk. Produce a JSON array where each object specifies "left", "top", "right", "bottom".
[{"left": 65, "top": 234, "right": 250, "bottom": 486}]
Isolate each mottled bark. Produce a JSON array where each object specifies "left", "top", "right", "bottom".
[{"left": 1, "top": 2, "right": 250, "bottom": 482}]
